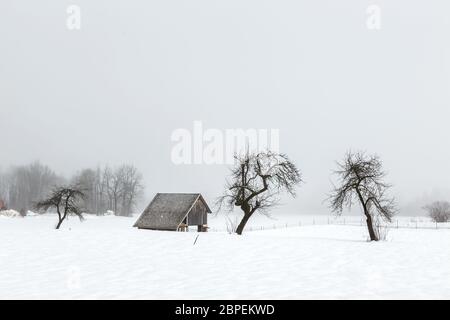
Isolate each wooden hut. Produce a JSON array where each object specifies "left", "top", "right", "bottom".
[{"left": 133, "top": 193, "right": 212, "bottom": 232}]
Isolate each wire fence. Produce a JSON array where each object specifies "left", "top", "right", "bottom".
[{"left": 208, "top": 216, "right": 450, "bottom": 233}]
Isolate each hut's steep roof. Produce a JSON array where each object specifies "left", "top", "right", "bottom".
[{"left": 133, "top": 193, "right": 211, "bottom": 230}]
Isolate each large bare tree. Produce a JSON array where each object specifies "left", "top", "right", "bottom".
[
  {"left": 329, "top": 151, "right": 397, "bottom": 241},
  {"left": 219, "top": 152, "right": 302, "bottom": 235},
  {"left": 36, "top": 186, "right": 85, "bottom": 229}
]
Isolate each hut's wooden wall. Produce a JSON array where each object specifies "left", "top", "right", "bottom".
[{"left": 186, "top": 200, "right": 208, "bottom": 225}]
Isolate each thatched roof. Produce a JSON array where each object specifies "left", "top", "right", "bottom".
[{"left": 133, "top": 193, "right": 212, "bottom": 230}]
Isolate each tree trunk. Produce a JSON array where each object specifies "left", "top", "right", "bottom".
[
  {"left": 56, "top": 206, "right": 63, "bottom": 230},
  {"left": 365, "top": 211, "right": 378, "bottom": 241},
  {"left": 56, "top": 218, "right": 63, "bottom": 229},
  {"left": 236, "top": 212, "right": 252, "bottom": 235},
  {"left": 356, "top": 189, "right": 378, "bottom": 241}
]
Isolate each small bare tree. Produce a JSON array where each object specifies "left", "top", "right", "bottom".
[
  {"left": 218, "top": 152, "right": 302, "bottom": 235},
  {"left": 424, "top": 201, "right": 450, "bottom": 223},
  {"left": 36, "top": 186, "right": 85, "bottom": 229},
  {"left": 329, "top": 151, "right": 397, "bottom": 241}
]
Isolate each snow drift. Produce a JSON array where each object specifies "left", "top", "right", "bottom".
[{"left": 0, "top": 209, "right": 22, "bottom": 218}]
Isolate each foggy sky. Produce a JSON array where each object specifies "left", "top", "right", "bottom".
[{"left": 1, "top": 1, "right": 450, "bottom": 216}]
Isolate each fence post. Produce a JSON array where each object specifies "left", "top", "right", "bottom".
[{"left": 396, "top": 220, "right": 399, "bottom": 229}]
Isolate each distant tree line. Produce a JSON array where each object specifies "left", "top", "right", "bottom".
[
  {"left": 71, "top": 165, "right": 144, "bottom": 217},
  {"left": 0, "top": 162, "right": 63, "bottom": 215},
  {"left": 0, "top": 162, "right": 144, "bottom": 217}
]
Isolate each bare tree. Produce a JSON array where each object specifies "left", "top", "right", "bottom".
[
  {"left": 424, "top": 201, "right": 450, "bottom": 223},
  {"left": 118, "top": 164, "right": 144, "bottom": 217},
  {"left": 36, "top": 186, "right": 85, "bottom": 229},
  {"left": 95, "top": 167, "right": 108, "bottom": 214},
  {"left": 218, "top": 152, "right": 302, "bottom": 235},
  {"left": 72, "top": 168, "right": 97, "bottom": 214},
  {"left": 103, "top": 166, "right": 125, "bottom": 215},
  {"left": 329, "top": 151, "right": 397, "bottom": 241}
]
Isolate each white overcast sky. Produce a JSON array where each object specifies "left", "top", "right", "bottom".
[{"left": 1, "top": 1, "right": 449, "bottom": 215}]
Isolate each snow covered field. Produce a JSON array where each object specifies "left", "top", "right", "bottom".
[{"left": 0, "top": 215, "right": 449, "bottom": 299}]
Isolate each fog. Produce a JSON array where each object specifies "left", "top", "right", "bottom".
[{"left": 1, "top": 1, "right": 449, "bottom": 216}]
